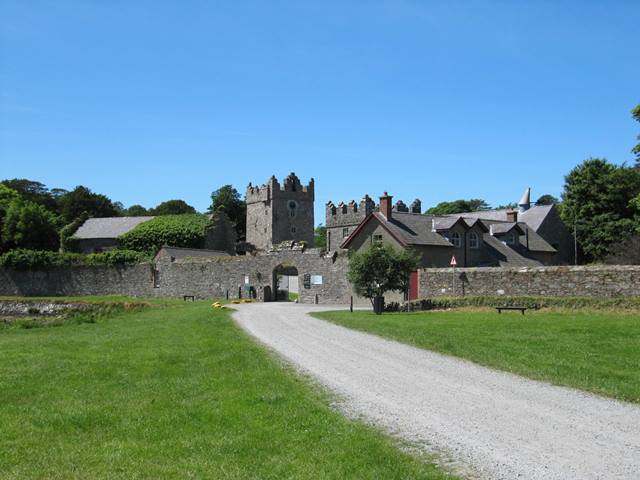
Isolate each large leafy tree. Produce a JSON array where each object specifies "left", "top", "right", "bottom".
[
  {"left": 535, "top": 194, "right": 559, "bottom": 206},
  {"left": 426, "top": 199, "right": 490, "bottom": 214},
  {"left": 561, "top": 158, "right": 640, "bottom": 262},
  {"left": 150, "top": 200, "right": 196, "bottom": 215},
  {"left": 347, "top": 244, "right": 420, "bottom": 311},
  {"left": 1, "top": 198, "right": 60, "bottom": 251},
  {"left": 208, "top": 185, "right": 246, "bottom": 239},
  {"left": 0, "top": 178, "right": 59, "bottom": 212},
  {"left": 125, "top": 204, "right": 149, "bottom": 216},
  {"left": 632, "top": 104, "right": 640, "bottom": 166},
  {"left": 58, "top": 186, "right": 120, "bottom": 223}
]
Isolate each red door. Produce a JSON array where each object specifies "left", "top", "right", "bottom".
[{"left": 409, "top": 271, "right": 419, "bottom": 300}]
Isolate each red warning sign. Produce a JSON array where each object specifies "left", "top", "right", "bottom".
[{"left": 450, "top": 255, "right": 457, "bottom": 266}]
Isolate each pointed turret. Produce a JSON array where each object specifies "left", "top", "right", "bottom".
[{"left": 518, "top": 188, "right": 531, "bottom": 213}]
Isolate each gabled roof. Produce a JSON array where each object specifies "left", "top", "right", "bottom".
[
  {"left": 444, "top": 204, "right": 555, "bottom": 233},
  {"left": 341, "top": 212, "right": 453, "bottom": 249},
  {"left": 489, "top": 222, "right": 524, "bottom": 235},
  {"left": 73, "top": 216, "right": 155, "bottom": 239},
  {"left": 483, "top": 234, "right": 543, "bottom": 267}
]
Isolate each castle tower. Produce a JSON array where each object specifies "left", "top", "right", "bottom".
[
  {"left": 245, "top": 173, "right": 315, "bottom": 251},
  {"left": 325, "top": 194, "right": 375, "bottom": 251}
]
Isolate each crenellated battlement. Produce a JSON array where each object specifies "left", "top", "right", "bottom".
[
  {"left": 246, "top": 173, "right": 314, "bottom": 205},
  {"left": 326, "top": 194, "right": 376, "bottom": 227}
]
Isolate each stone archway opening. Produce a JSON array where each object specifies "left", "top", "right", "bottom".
[{"left": 272, "top": 264, "right": 299, "bottom": 302}]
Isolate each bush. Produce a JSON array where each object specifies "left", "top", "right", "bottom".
[
  {"left": 0, "top": 248, "right": 149, "bottom": 270},
  {"left": 118, "top": 214, "right": 208, "bottom": 253},
  {"left": 59, "top": 212, "right": 89, "bottom": 252},
  {"left": 407, "top": 295, "right": 640, "bottom": 311}
]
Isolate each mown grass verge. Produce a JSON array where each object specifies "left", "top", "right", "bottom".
[
  {"left": 313, "top": 309, "right": 640, "bottom": 403},
  {"left": 0, "top": 300, "right": 454, "bottom": 479}
]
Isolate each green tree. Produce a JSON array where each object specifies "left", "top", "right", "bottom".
[
  {"left": 58, "top": 186, "right": 120, "bottom": 223},
  {"left": 632, "top": 104, "right": 640, "bottom": 166},
  {"left": 496, "top": 202, "right": 518, "bottom": 210},
  {"left": 347, "top": 244, "right": 420, "bottom": 312},
  {"left": 125, "top": 204, "right": 149, "bottom": 216},
  {"left": 535, "top": 194, "right": 559, "bottom": 206},
  {"left": 561, "top": 158, "right": 640, "bottom": 262},
  {"left": 150, "top": 200, "right": 196, "bottom": 215},
  {"left": 208, "top": 185, "right": 246, "bottom": 239},
  {"left": 426, "top": 199, "right": 490, "bottom": 214},
  {"left": 1, "top": 178, "right": 58, "bottom": 212},
  {"left": 2, "top": 198, "right": 60, "bottom": 251},
  {"left": 314, "top": 224, "right": 327, "bottom": 251}
]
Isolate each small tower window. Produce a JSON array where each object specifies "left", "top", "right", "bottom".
[
  {"left": 469, "top": 232, "right": 479, "bottom": 249},
  {"left": 288, "top": 200, "right": 297, "bottom": 217},
  {"left": 342, "top": 227, "right": 349, "bottom": 238},
  {"left": 291, "top": 226, "right": 297, "bottom": 234}
]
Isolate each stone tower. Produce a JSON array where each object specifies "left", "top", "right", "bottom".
[
  {"left": 245, "top": 173, "right": 315, "bottom": 251},
  {"left": 325, "top": 195, "right": 376, "bottom": 251}
]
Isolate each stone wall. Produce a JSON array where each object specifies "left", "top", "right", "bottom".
[{"left": 419, "top": 265, "right": 640, "bottom": 298}]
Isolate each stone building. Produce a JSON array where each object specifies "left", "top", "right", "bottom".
[
  {"left": 332, "top": 189, "right": 572, "bottom": 269},
  {"left": 71, "top": 216, "right": 154, "bottom": 253},
  {"left": 245, "top": 173, "right": 315, "bottom": 251}
]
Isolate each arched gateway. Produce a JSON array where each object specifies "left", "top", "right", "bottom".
[{"left": 270, "top": 264, "right": 299, "bottom": 302}]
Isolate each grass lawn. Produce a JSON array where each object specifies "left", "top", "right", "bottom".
[
  {"left": 0, "top": 299, "right": 454, "bottom": 479},
  {"left": 313, "top": 309, "right": 640, "bottom": 403}
]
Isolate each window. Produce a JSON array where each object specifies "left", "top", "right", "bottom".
[
  {"left": 327, "top": 231, "right": 331, "bottom": 249},
  {"left": 291, "top": 226, "right": 297, "bottom": 234},
  {"left": 451, "top": 231, "right": 461, "bottom": 248},
  {"left": 342, "top": 227, "right": 349, "bottom": 238},
  {"left": 469, "top": 231, "right": 479, "bottom": 249},
  {"left": 505, "top": 233, "right": 515, "bottom": 245},
  {"left": 373, "top": 234, "right": 383, "bottom": 244},
  {"left": 152, "top": 269, "right": 160, "bottom": 288},
  {"left": 288, "top": 200, "right": 297, "bottom": 217}
]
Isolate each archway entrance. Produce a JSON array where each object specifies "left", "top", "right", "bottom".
[{"left": 272, "top": 264, "right": 299, "bottom": 302}]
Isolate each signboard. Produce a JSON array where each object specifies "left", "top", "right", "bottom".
[
  {"left": 450, "top": 255, "right": 457, "bottom": 267},
  {"left": 303, "top": 274, "right": 311, "bottom": 289},
  {"left": 244, "top": 275, "right": 250, "bottom": 285},
  {"left": 311, "top": 275, "right": 323, "bottom": 285}
]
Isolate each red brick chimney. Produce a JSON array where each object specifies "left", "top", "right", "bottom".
[
  {"left": 506, "top": 210, "right": 518, "bottom": 222},
  {"left": 379, "top": 192, "right": 393, "bottom": 219}
]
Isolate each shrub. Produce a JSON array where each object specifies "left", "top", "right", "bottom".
[
  {"left": 59, "top": 212, "right": 89, "bottom": 252},
  {"left": 118, "top": 214, "right": 208, "bottom": 253},
  {"left": 0, "top": 248, "right": 149, "bottom": 270},
  {"left": 407, "top": 295, "right": 640, "bottom": 311}
]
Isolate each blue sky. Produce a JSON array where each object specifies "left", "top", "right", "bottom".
[{"left": 1, "top": 1, "right": 639, "bottom": 224}]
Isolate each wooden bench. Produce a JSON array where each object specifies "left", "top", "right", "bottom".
[
  {"left": 496, "top": 306, "right": 527, "bottom": 315},
  {"left": 183, "top": 295, "right": 195, "bottom": 302}
]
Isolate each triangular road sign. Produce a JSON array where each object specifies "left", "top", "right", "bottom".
[{"left": 450, "top": 255, "right": 457, "bottom": 266}]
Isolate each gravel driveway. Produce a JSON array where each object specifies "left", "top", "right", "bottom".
[{"left": 232, "top": 302, "right": 640, "bottom": 480}]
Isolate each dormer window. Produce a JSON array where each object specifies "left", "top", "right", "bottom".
[
  {"left": 451, "top": 232, "right": 462, "bottom": 248},
  {"left": 505, "top": 233, "right": 515, "bottom": 245}
]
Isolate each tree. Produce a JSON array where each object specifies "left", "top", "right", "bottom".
[
  {"left": 125, "top": 204, "right": 149, "bottom": 216},
  {"left": 347, "top": 244, "right": 420, "bottom": 312},
  {"left": 150, "top": 200, "right": 196, "bottom": 216},
  {"left": 496, "top": 202, "right": 518, "bottom": 210},
  {"left": 426, "top": 199, "right": 490, "bottom": 214},
  {"left": 2, "top": 198, "right": 60, "bottom": 251},
  {"left": 1, "top": 178, "right": 58, "bottom": 212},
  {"left": 632, "top": 104, "right": 640, "bottom": 166},
  {"left": 314, "top": 224, "right": 327, "bottom": 251},
  {"left": 58, "top": 186, "right": 120, "bottom": 223},
  {"left": 208, "top": 185, "right": 246, "bottom": 239},
  {"left": 535, "top": 194, "right": 559, "bottom": 206},
  {"left": 561, "top": 158, "right": 640, "bottom": 262}
]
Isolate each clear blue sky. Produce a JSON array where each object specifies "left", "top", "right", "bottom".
[{"left": 1, "top": 1, "right": 639, "bottom": 224}]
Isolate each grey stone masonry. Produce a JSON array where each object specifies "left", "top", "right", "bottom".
[
  {"left": 325, "top": 195, "right": 375, "bottom": 251},
  {"left": 419, "top": 265, "right": 640, "bottom": 298},
  {"left": 246, "top": 173, "right": 314, "bottom": 251}
]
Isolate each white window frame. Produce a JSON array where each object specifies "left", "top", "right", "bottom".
[{"left": 342, "top": 227, "right": 349, "bottom": 238}]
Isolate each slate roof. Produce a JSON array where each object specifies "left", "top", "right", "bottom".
[
  {"left": 489, "top": 222, "right": 523, "bottom": 235},
  {"left": 377, "top": 212, "right": 454, "bottom": 247},
  {"left": 155, "top": 246, "right": 230, "bottom": 261},
  {"left": 73, "top": 217, "right": 155, "bottom": 239},
  {"left": 482, "top": 234, "right": 543, "bottom": 267},
  {"left": 445, "top": 204, "right": 554, "bottom": 233}
]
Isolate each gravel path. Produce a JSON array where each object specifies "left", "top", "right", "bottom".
[{"left": 232, "top": 303, "right": 640, "bottom": 480}]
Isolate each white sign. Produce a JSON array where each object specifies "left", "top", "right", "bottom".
[
  {"left": 450, "top": 256, "right": 457, "bottom": 267},
  {"left": 311, "top": 275, "right": 323, "bottom": 285},
  {"left": 244, "top": 275, "right": 250, "bottom": 284}
]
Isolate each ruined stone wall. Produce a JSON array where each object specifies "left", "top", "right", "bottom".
[{"left": 419, "top": 265, "right": 640, "bottom": 298}]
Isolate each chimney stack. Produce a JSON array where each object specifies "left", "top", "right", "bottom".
[
  {"left": 379, "top": 192, "right": 393, "bottom": 219},
  {"left": 506, "top": 210, "right": 518, "bottom": 222}
]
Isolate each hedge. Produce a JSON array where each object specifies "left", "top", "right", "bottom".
[
  {"left": 117, "top": 214, "right": 208, "bottom": 253},
  {"left": 405, "top": 295, "right": 640, "bottom": 311},
  {"left": 0, "top": 248, "right": 150, "bottom": 270}
]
